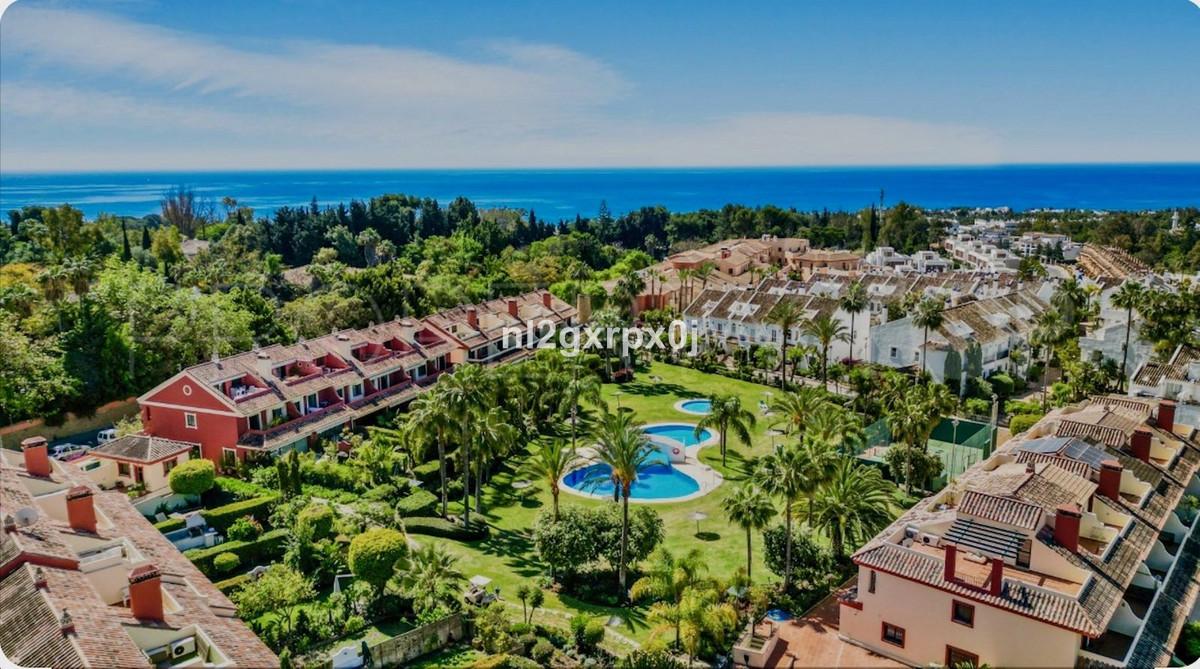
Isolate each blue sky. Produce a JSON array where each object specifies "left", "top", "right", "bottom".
[{"left": 1, "top": 0, "right": 1197, "bottom": 171}]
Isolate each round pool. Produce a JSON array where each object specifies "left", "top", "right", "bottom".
[
  {"left": 563, "top": 457, "right": 701, "bottom": 500},
  {"left": 643, "top": 423, "right": 713, "bottom": 447},
  {"left": 677, "top": 398, "right": 712, "bottom": 415}
]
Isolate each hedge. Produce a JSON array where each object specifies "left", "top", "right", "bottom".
[
  {"left": 403, "top": 516, "right": 489, "bottom": 540},
  {"left": 395, "top": 489, "right": 438, "bottom": 518},
  {"left": 184, "top": 528, "right": 289, "bottom": 576},
  {"left": 154, "top": 517, "right": 186, "bottom": 533},
  {"left": 1009, "top": 413, "right": 1044, "bottom": 436},
  {"left": 412, "top": 460, "right": 441, "bottom": 485},
  {"left": 200, "top": 495, "right": 279, "bottom": 533},
  {"left": 213, "top": 572, "right": 254, "bottom": 595},
  {"left": 214, "top": 476, "right": 273, "bottom": 500}
]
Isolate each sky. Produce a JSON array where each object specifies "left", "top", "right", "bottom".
[{"left": 1, "top": 0, "right": 1198, "bottom": 172}]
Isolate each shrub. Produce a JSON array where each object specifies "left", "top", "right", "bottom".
[
  {"left": 762, "top": 524, "right": 836, "bottom": 590},
  {"left": 395, "top": 489, "right": 438, "bottom": 518},
  {"left": 569, "top": 615, "right": 605, "bottom": 653},
  {"left": 1005, "top": 398, "right": 1042, "bottom": 416},
  {"left": 1179, "top": 621, "right": 1200, "bottom": 664},
  {"left": 1009, "top": 413, "right": 1043, "bottom": 436},
  {"left": 531, "top": 505, "right": 663, "bottom": 581},
  {"left": 169, "top": 459, "right": 216, "bottom": 497},
  {"left": 402, "top": 516, "right": 489, "bottom": 540},
  {"left": 297, "top": 503, "right": 335, "bottom": 539},
  {"left": 963, "top": 397, "right": 990, "bottom": 417},
  {"left": 214, "top": 476, "right": 273, "bottom": 500},
  {"left": 412, "top": 460, "right": 441, "bottom": 484},
  {"left": 214, "top": 572, "right": 253, "bottom": 594},
  {"left": 989, "top": 373, "right": 1015, "bottom": 398},
  {"left": 343, "top": 615, "right": 366, "bottom": 637},
  {"left": 226, "top": 515, "right": 264, "bottom": 542},
  {"left": 213, "top": 551, "right": 241, "bottom": 574},
  {"left": 203, "top": 495, "right": 278, "bottom": 533},
  {"left": 471, "top": 655, "right": 540, "bottom": 669},
  {"left": 530, "top": 639, "right": 555, "bottom": 664},
  {"left": 185, "top": 528, "right": 289, "bottom": 576},
  {"left": 348, "top": 528, "right": 408, "bottom": 591},
  {"left": 154, "top": 517, "right": 185, "bottom": 533},
  {"left": 301, "top": 456, "right": 362, "bottom": 492},
  {"left": 363, "top": 484, "right": 399, "bottom": 502}
]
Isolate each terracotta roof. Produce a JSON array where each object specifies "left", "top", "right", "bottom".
[
  {"left": 91, "top": 435, "right": 197, "bottom": 463},
  {"left": 957, "top": 490, "right": 1044, "bottom": 531},
  {"left": 1133, "top": 345, "right": 1200, "bottom": 387}
]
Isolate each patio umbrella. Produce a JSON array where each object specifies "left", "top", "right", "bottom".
[{"left": 689, "top": 511, "right": 708, "bottom": 535}]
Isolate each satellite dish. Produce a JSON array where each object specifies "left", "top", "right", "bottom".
[{"left": 15, "top": 507, "right": 39, "bottom": 527}]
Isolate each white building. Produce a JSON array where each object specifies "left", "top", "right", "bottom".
[
  {"left": 1013, "top": 232, "right": 1082, "bottom": 261},
  {"left": 943, "top": 235, "right": 1023, "bottom": 274}
]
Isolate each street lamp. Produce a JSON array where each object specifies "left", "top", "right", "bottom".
[{"left": 951, "top": 417, "right": 960, "bottom": 477}]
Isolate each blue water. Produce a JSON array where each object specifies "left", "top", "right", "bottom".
[
  {"left": 765, "top": 609, "right": 793, "bottom": 622},
  {"left": 563, "top": 459, "right": 700, "bottom": 500},
  {"left": 2, "top": 165, "right": 1198, "bottom": 219},
  {"left": 679, "top": 399, "right": 713, "bottom": 415},
  {"left": 645, "top": 424, "right": 713, "bottom": 447}
]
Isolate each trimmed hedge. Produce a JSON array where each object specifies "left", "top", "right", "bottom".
[
  {"left": 395, "top": 489, "right": 438, "bottom": 518},
  {"left": 403, "top": 516, "right": 489, "bottom": 540},
  {"left": 214, "top": 476, "right": 273, "bottom": 500},
  {"left": 213, "top": 572, "right": 253, "bottom": 595},
  {"left": 184, "top": 528, "right": 288, "bottom": 576},
  {"left": 412, "top": 460, "right": 441, "bottom": 485},
  {"left": 154, "top": 517, "right": 186, "bottom": 533},
  {"left": 201, "top": 495, "right": 278, "bottom": 533}
]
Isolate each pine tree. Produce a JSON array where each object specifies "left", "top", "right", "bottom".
[
  {"left": 121, "top": 221, "right": 132, "bottom": 260},
  {"left": 141, "top": 225, "right": 152, "bottom": 250}
]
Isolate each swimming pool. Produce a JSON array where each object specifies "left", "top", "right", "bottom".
[
  {"left": 644, "top": 423, "right": 713, "bottom": 447},
  {"left": 562, "top": 457, "right": 701, "bottom": 500},
  {"left": 677, "top": 398, "right": 712, "bottom": 415}
]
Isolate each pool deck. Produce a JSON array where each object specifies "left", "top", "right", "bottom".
[{"left": 559, "top": 422, "right": 724, "bottom": 504}]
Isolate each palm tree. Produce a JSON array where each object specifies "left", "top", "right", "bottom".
[
  {"left": 1111, "top": 280, "right": 1145, "bottom": 392},
  {"left": 840, "top": 280, "right": 868, "bottom": 363},
  {"left": 753, "top": 442, "right": 810, "bottom": 591},
  {"left": 721, "top": 484, "right": 775, "bottom": 581},
  {"left": 438, "top": 364, "right": 492, "bottom": 523},
  {"left": 806, "top": 404, "right": 866, "bottom": 455},
  {"left": 393, "top": 542, "right": 465, "bottom": 618},
  {"left": 1032, "top": 310, "right": 1066, "bottom": 412},
  {"left": 525, "top": 439, "right": 578, "bottom": 521},
  {"left": 811, "top": 460, "right": 894, "bottom": 559},
  {"left": 802, "top": 313, "right": 850, "bottom": 384},
  {"left": 563, "top": 355, "right": 606, "bottom": 450},
  {"left": 766, "top": 300, "right": 804, "bottom": 389},
  {"left": 472, "top": 407, "right": 517, "bottom": 514},
  {"left": 693, "top": 261, "right": 716, "bottom": 300},
  {"left": 675, "top": 587, "right": 738, "bottom": 666},
  {"left": 409, "top": 391, "right": 456, "bottom": 517},
  {"left": 675, "top": 268, "right": 693, "bottom": 313},
  {"left": 884, "top": 386, "right": 946, "bottom": 494},
  {"left": 695, "top": 394, "right": 755, "bottom": 466},
  {"left": 913, "top": 296, "right": 945, "bottom": 379},
  {"left": 768, "top": 387, "right": 830, "bottom": 438},
  {"left": 1052, "top": 278, "right": 1087, "bottom": 331},
  {"left": 631, "top": 548, "right": 709, "bottom": 647},
  {"left": 592, "top": 411, "right": 655, "bottom": 594}
]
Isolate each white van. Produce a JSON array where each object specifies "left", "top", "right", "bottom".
[
  {"left": 96, "top": 428, "right": 118, "bottom": 444},
  {"left": 50, "top": 443, "right": 91, "bottom": 460}
]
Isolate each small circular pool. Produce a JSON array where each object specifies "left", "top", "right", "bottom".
[
  {"left": 644, "top": 423, "right": 713, "bottom": 447},
  {"left": 677, "top": 398, "right": 712, "bottom": 415}
]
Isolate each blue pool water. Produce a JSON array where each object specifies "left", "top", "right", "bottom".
[
  {"left": 562, "top": 459, "right": 700, "bottom": 500},
  {"left": 765, "top": 609, "right": 793, "bottom": 622},
  {"left": 679, "top": 399, "right": 712, "bottom": 415},
  {"left": 644, "top": 423, "right": 713, "bottom": 447}
]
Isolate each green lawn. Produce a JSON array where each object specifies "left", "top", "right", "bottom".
[{"left": 429, "top": 361, "right": 792, "bottom": 646}]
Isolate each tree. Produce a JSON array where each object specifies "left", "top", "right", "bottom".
[
  {"left": 802, "top": 313, "right": 850, "bottom": 384},
  {"left": 161, "top": 186, "right": 200, "bottom": 238},
  {"left": 562, "top": 354, "right": 605, "bottom": 451},
  {"left": 1032, "top": 310, "right": 1067, "bottom": 412},
  {"left": 768, "top": 387, "right": 830, "bottom": 438},
  {"left": 524, "top": 439, "right": 578, "bottom": 522},
  {"left": 811, "top": 460, "right": 894, "bottom": 559},
  {"left": 753, "top": 442, "right": 812, "bottom": 592},
  {"left": 150, "top": 225, "right": 185, "bottom": 274},
  {"left": 233, "top": 565, "right": 315, "bottom": 641},
  {"left": 631, "top": 548, "right": 710, "bottom": 648},
  {"left": 348, "top": 528, "right": 408, "bottom": 595},
  {"left": 766, "top": 301, "right": 804, "bottom": 388},
  {"left": 168, "top": 459, "right": 215, "bottom": 498},
  {"left": 884, "top": 384, "right": 950, "bottom": 494},
  {"left": 695, "top": 394, "right": 755, "bottom": 466},
  {"left": 762, "top": 524, "right": 835, "bottom": 589},
  {"left": 438, "top": 364, "right": 493, "bottom": 523},
  {"left": 721, "top": 484, "right": 775, "bottom": 581},
  {"left": 913, "top": 296, "right": 945, "bottom": 379},
  {"left": 884, "top": 443, "right": 944, "bottom": 495},
  {"left": 592, "top": 411, "right": 655, "bottom": 594},
  {"left": 408, "top": 391, "right": 455, "bottom": 517},
  {"left": 673, "top": 587, "right": 738, "bottom": 665},
  {"left": 1111, "top": 280, "right": 1145, "bottom": 392},
  {"left": 394, "top": 543, "right": 464, "bottom": 621},
  {"left": 839, "top": 280, "right": 868, "bottom": 363},
  {"left": 531, "top": 507, "right": 602, "bottom": 580}
]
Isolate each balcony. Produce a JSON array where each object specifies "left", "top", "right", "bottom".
[
  {"left": 239, "top": 402, "right": 350, "bottom": 449},
  {"left": 348, "top": 381, "right": 416, "bottom": 410}
]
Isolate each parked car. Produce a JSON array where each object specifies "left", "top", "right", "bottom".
[
  {"left": 50, "top": 443, "right": 92, "bottom": 461},
  {"left": 96, "top": 428, "right": 117, "bottom": 444}
]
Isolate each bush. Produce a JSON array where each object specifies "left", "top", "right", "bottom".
[
  {"left": 1005, "top": 398, "right": 1042, "bottom": 416},
  {"left": 213, "top": 551, "right": 242, "bottom": 574},
  {"left": 570, "top": 615, "right": 605, "bottom": 653},
  {"left": 226, "top": 515, "right": 264, "bottom": 542},
  {"left": 169, "top": 459, "right": 216, "bottom": 497},
  {"left": 1179, "top": 621, "right": 1200, "bottom": 664},
  {"left": 989, "top": 373, "right": 1015, "bottom": 398},
  {"left": 214, "top": 572, "right": 253, "bottom": 594},
  {"left": 301, "top": 456, "right": 363, "bottom": 492},
  {"left": 762, "top": 524, "right": 837, "bottom": 590},
  {"left": 1009, "top": 413, "right": 1043, "bottom": 436},
  {"left": 185, "top": 528, "right": 289, "bottom": 576},
  {"left": 395, "top": 489, "right": 439, "bottom": 518},
  {"left": 412, "top": 460, "right": 441, "bottom": 484},
  {"left": 202, "top": 495, "right": 279, "bottom": 533},
  {"left": 403, "top": 516, "right": 489, "bottom": 540},
  {"left": 297, "top": 503, "right": 335, "bottom": 539},
  {"left": 963, "top": 397, "right": 990, "bottom": 417},
  {"left": 531, "top": 505, "right": 662, "bottom": 581},
  {"left": 343, "top": 615, "right": 366, "bottom": 637},
  {"left": 155, "top": 517, "right": 185, "bottom": 533},
  {"left": 363, "top": 484, "right": 399, "bottom": 503},
  {"left": 214, "top": 476, "right": 273, "bottom": 500},
  {"left": 472, "top": 655, "right": 540, "bottom": 669},
  {"left": 530, "top": 639, "right": 555, "bottom": 665},
  {"left": 348, "top": 528, "right": 408, "bottom": 591}
]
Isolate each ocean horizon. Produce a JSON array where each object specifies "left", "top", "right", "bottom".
[{"left": 1, "top": 163, "right": 1198, "bottom": 219}]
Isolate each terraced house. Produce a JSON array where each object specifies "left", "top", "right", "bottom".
[
  {"left": 0, "top": 437, "right": 277, "bottom": 668},
  {"left": 134, "top": 290, "right": 574, "bottom": 469},
  {"left": 838, "top": 395, "right": 1200, "bottom": 668}
]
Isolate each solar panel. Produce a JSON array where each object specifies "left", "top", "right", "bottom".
[
  {"left": 944, "top": 518, "right": 1027, "bottom": 561},
  {"left": 1061, "top": 439, "right": 1109, "bottom": 470},
  {"left": 1019, "top": 437, "right": 1072, "bottom": 455}
]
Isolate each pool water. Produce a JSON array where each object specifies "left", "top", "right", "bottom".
[
  {"left": 679, "top": 399, "right": 712, "bottom": 415},
  {"left": 644, "top": 424, "right": 713, "bottom": 447},
  {"left": 562, "top": 458, "right": 700, "bottom": 500},
  {"left": 765, "top": 609, "right": 793, "bottom": 622}
]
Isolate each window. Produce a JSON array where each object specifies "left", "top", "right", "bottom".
[
  {"left": 868, "top": 570, "right": 877, "bottom": 594},
  {"left": 889, "top": 347, "right": 898, "bottom": 358},
  {"left": 248, "top": 415, "right": 261, "bottom": 430},
  {"left": 952, "top": 601, "right": 974, "bottom": 627},
  {"left": 881, "top": 622, "right": 905, "bottom": 648},
  {"left": 163, "top": 458, "right": 177, "bottom": 475},
  {"left": 117, "top": 462, "right": 131, "bottom": 477},
  {"left": 185, "top": 412, "right": 198, "bottom": 429},
  {"left": 946, "top": 646, "right": 978, "bottom": 668}
]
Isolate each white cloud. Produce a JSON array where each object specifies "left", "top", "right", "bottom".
[{"left": 0, "top": 5, "right": 1005, "bottom": 171}]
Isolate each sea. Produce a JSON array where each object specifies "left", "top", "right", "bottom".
[{"left": 1, "top": 164, "right": 1197, "bottom": 220}]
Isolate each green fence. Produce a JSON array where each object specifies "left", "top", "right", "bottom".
[{"left": 860, "top": 416, "right": 994, "bottom": 489}]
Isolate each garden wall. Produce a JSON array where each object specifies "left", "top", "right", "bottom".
[{"left": 323, "top": 613, "right": 467, "bottom": 668}]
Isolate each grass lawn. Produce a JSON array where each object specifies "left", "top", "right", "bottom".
[
  {"left": 407, "top": 646, "right": 484, "bottom": 668},
  {"left": 429, "top": 361, "right": 797, "bottom": 646}
]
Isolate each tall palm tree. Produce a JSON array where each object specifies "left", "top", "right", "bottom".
[
  {"left": 438, "top": 364, "right": 492, "bottom": 523},
  {"left": 693, "top": 261, "right": 716, "bottom": 300},
  {"left": 768, "top": 386, "right": 830, "bottom": 438},
  {"left": 524, "top": 439, "right": 577, "bottom": 521},
  {"left": 802, "top": 313, "right": 850, "bottom": 384},
  {"left": 840, "top": 280, "right": 868, "bottom": 363},
  {"left": 409, "top": 391, "right": 456, "bottom": 517},
  {"left": 473, "top": 406, "right": 517, "bottom": 514},
  {"left": 766, "top": 300, "right": 804, "bottom": 389},
  {"left": 675, "top": 587, "right": 738, "bottom": 666},
  {"left": 884, "top": 386, "right": 945, "bottom": 494},
  {"left": 563, "top": 354, "right": 606, "bottom": 450},
  {"left": 811, "top": 460, "right": 894, "bottom": 560},
  {"left": 675, "top": 268, "right": 693, "bottom": 312},
  {"left": 631, "top": 548, "right": 710, "bottom": 647},
  {"left": 1111, "top": 280, "right": 1145, "bottom": 392},
  {"left": 592, "top": 411, "right": 654, "bottom": 594},
  {"left": 721, "top": 484, "right": 775, "bottom": 582},
  {"left": 695, "top": 394, "right": 756, "bottom": 466},
  {"left": 753, "top": 442, "right": 810, "bottom": 591},
  {"left": 806, "top": 404, "right": 866, "bottom": 455},
  {"left": 393, "top": 542, "right": 465, "bottom": 618},
  {"left": 1052, "top": 278, "right": 1087, "bottom": 331},
  {"left": 1032, "top": 310, "right": 1066, "bottom": 412},
  {"left": 913, "top": 296, "right": 945, "bottom": 379}
]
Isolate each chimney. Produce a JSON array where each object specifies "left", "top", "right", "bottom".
[
  {"left": 3, "top": 514, "right": 15, "bottom": 533},
  {"left": 1158, "top": 400, "right": 1177, "bottom": 434},
  {"left": 33, "top": 567, "right": 47, "bottom": 589},
  {"left": 507, "top": 298, "right": 518, "bottom": 317},
  {"left": 989, "top": 557, "right": 1004, "bottom": 596},
  {"left": 1130, "top": 426, "right": 1152, "bottom": 463},
  {"left": 576, "top": 293, "right": 592, "bottom": 324},
  {"left": 542, "top": 291, "right": 553, "bottom": 309},
  {"left": 66, "top": 486, "right": 97, "bottom": 533},
  {"left": 21, "top": 436, "right": 51, "bottom": 478},
  {"left": 128, "top": 564, "right": 164, "bottom": 621},
  {"left": 1054, "top": 504, "right": 1081, "bottom": 553},
  {"left": 720, "top": 247, "right": 731, "bottom": 259},
  {"left": 943, "top": 543, "right": 957, "bottom": 582},
  {"left": 59, "top": 609, "right": 75, "bottom": 636},
  {"left": 1098, "top": 460, "right": 1123, "bottom": 502},
  {"left": 466, "top": 307, "right": 478, "bottom": 329}
]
